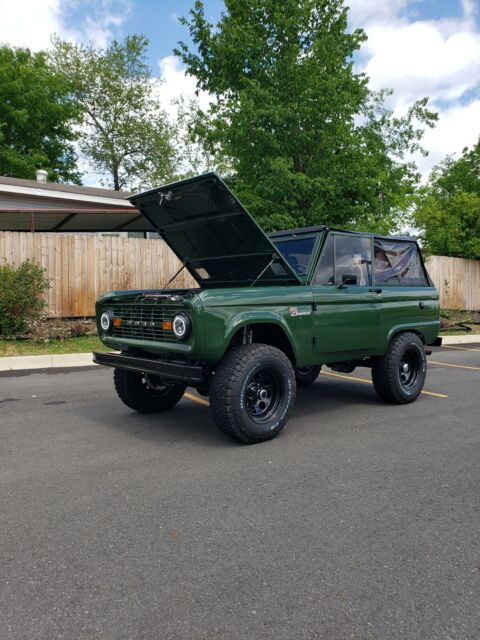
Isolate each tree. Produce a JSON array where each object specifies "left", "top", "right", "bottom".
[
  {"left": 175, "top": 0, "right": 437, "bottom": 232},
  {"left": 414, "top": 139, "right": 480, "bottom": 260},
  {"left": 0, "top": 45, "right": 80, "bottom": 182},
  {"left": 51, "top": 35, "right": 177, "bottom": 191}
]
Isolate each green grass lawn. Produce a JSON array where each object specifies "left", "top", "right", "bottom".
[{"left": 0, "top": 336, "right": 110, "bottom": 357}]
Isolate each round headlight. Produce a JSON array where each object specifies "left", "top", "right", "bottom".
[
  {"left": 100, "top": 310, "right": 113, "bottom": 332},
  {"left": 172, "top": 313, "right": 191, "bottom": 340}
]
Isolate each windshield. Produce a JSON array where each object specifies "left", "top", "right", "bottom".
[{"left": 272, "top": 237, "right": 316, "bottom": 276}]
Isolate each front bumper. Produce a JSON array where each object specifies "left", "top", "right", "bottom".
[{"left": 93, "top": 351, "right": 205, "bottom": 385}]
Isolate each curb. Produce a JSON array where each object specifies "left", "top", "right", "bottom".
[
  {"left": 0, "top": 335, "right": 478, "bottom": 375},
  {"left": 0, "top": 352, "right": 98, "bottom": 374},
  {"left": 440, "top": 334, "right": 480, "bottom": 345}
]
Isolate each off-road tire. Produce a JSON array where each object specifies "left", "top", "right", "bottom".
[
  {"left": 113, "top": 369, "right": 185, "bottom": 413},
  {"left": 372, "top": 332, "right": 426, "bottom": 404},
  {"left": 295, "top": 365, "right": 322, "bottom": 387},
  {"left": 210, "top": 344, "right": 296, "bottom": 444}
]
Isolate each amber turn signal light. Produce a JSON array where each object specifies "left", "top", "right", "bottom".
[
  {"left": 162, "top": 321, "right": 172, "bottom": 330},
  {"left": 113, "top": 318, "right": 122, "bottom": 328}
]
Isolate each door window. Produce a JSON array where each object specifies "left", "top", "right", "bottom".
[
  {"left": 334, "top": 235, "right": 372, "bottom": 286},
  {"left": 374, "top": 240, "right": 429, "bottom": 286},
  {"left": 314, "top": 235, "right": 372, "bottom": 286}
]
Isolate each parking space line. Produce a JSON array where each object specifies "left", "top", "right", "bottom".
[
  {"left": 184, "top": 372, "right": 449, "bottom": 408},
  {"left": 428, "top": 360, "right": 480, "bottom": 372},
  {"left": 323, "top": 371, "right": 371, "bottom": 385},
  {"left": 321, "top": 370, "right": 448, "bottom": 398},
  {"left": 184, "top": 391, "right": 210, "bottom": 407},
  {"left": 445, "top": 345, "right": 480, "bottom": 352}
]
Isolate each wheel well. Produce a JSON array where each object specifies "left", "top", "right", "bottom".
[
  {"left": 230, "top": 323, "right": 296, "bottom": 365},
  {"left": 391, "top": 329, "right": 425, "bottom": 344}
]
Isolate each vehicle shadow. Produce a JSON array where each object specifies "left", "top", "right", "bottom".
[
  {"left": 70, "top": 393, "right": 234, "bottom": 449},
  {"left": 292, "top": 376, "right": 381, "bottom": 420},
  {"left": 72, "top": 375, "right": 383, "bottom": 448}
]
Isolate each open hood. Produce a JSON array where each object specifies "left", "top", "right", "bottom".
[{"left": 129, "top": 173, "right": 301, "bottom": 287}]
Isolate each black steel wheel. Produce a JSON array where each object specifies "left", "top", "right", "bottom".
[
  {"left": 398, "top": 351, "right": 420, "bottom": 390},
  {"left": 372, "top": 332, "right": 426, "bottom": 404},
  {"left": 210, "top": 343, "right": 296, "bottom": 444},
  {"left": 113, "top": 369, "right": 185, "bottom": 413},
  {"left": 244, "top": 368, "right": 282, "bottom": 422},
  {"left": 295, "top": 365, "right": 322, "bottom": 387}
]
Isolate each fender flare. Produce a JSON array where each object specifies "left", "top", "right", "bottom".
[{"left": 224, "top": 311, "right": 301, "bottom": 364}]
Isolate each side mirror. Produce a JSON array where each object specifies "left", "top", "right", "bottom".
[{"left": 337, "top": 274, "right": 358, "bottom": 288}]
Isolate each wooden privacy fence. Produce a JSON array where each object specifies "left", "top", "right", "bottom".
[
  {"left": 0, "top": 232, "right": 479, "bottom": 315},
  {"left": 425, "top": 255, "right": 480, "bottom": 311},
  {"left": 0, "top": 232, "right": 197, "bottom": 317}
]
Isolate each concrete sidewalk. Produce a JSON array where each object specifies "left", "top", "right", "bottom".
[
  {"left": 0, "top": 352, "right": 97, "bottom": 373},
  {"left": 0, "top": 333, "right": 478, "bottom": 374}
]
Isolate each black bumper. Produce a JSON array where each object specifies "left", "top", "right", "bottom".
[{"left": 93, "top": 351, "right": 205, "bottom": 385}]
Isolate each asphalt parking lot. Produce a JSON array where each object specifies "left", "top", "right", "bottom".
[{"left": 1, "top": 344, "right": 479, "bottom": 640}]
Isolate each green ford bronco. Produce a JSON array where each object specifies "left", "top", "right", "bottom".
[{"left": 94, "top": 173, "right": 441, "bottom": 444}]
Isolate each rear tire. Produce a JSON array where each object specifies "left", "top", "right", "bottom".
[
  {"left": 210, "top": 344, "right": 296, "bottom": 444},
  {"left": 295, "top": 365, "right": 321, "bottom": 387},
  {"left": 372, "top": 332, "right": 426, "bottom": 404},
  {"left": 113, "top": 369, "right": 185, "bottom": 413}
]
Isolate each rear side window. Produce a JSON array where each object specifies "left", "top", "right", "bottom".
[
  {"left": 374, "top": 240, "right": 428, "bottom": 286},
  {"left": 314, "top": 234, "right": 372, "bottom": 286}
]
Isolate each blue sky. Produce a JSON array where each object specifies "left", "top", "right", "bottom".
[
  {"left": 51, "top": 1, "right": 479, "bottom": 78},
  {"left": 56, "top": 0, "right": 226, "bottom": 72},
  {"left": 0, "top": 0, "right": 479, "bottom": 180}
]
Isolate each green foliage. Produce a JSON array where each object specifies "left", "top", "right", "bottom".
[
  {"left": 51, "top": 35, "right": 177, "bottom": 191},
  {"left": 175, "top": 0, "right": 437, "bottom": 233},
  {"left": 0, "top": 260, "right": 51, "bottom": 337},
  {"left": 414, "top": 139, "right": 480, "bottom": 259},
  {"left": 0, "top": 45, "right": 81, "bottom": 182}
]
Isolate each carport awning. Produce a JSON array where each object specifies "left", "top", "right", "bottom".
[{"left": 0, "top": 209, "right": 156, "bottom": 232}]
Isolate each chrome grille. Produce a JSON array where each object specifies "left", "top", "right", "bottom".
[{"left": 110, "top": 300, "right": 184, "bottom": 342}]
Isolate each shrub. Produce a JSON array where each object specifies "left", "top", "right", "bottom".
[{"left": 0, "top": 260, "right": 51, "bottom": 337}]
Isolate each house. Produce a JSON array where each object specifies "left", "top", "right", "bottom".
[{"left": 0, "top": 170, "right": 154, "bottom": 234}]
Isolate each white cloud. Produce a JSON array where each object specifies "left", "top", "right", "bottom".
[
  {"left": 412, "top": 99, "right": 480, "bottom": 178},
  {"left": 461, "top": 0, "right": 477, "bottom": 21},
  {"left": 0, "top": 0, "right": 63, "bottom": 50},
  {"left": 350, "top": 1, "right": 480, "bottom": 177},
  {"left": 346, "top": 0, "right": 408, "bottom": 27},
  {"left": 0, "top": 0, "right": 130, "bottom": 50},
  {"left": 364, "top": 21, "right": 480, "bottom": 104},
  {"left": 157, "top": 55, "right": 211, "bottom": 119}
]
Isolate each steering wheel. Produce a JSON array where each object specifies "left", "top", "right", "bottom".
[{"left": 294, "top": 264, "right": 307, "bottom": 276}]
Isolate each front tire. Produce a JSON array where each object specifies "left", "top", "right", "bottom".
[
  {"left": 372, "top": 332, "right": 426, "bottom": 404},
  {"left": 210, "top": 344, "right": 296, "bottom": 444},
  {"left": 113, "top": 369, "right": 185, "bottom": 413},
  {"left": 295, "top": 365, "right": 322, "bottom": 387}
]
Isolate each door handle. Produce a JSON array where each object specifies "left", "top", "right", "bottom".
[{"left": 369, "top": 288, "right": 382, "bottom": 294}]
